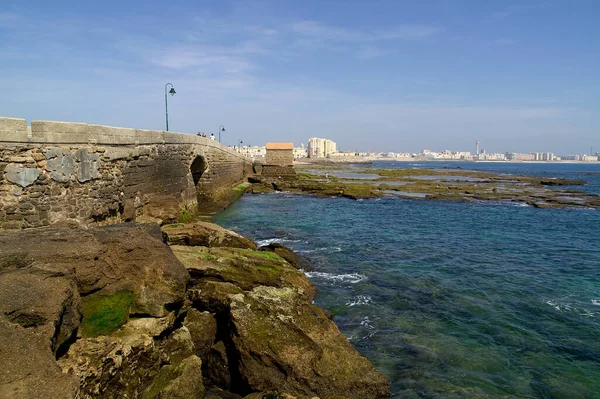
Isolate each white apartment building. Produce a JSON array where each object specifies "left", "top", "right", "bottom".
[
  {"left": 308, "top": 138, "right": 337, "bottom": 158},
  {"left": 293, "top": 147, "right": 308, "bottom": 159}
]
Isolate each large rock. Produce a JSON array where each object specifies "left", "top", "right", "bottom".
[
  {"left": 0, "top": 223, "right": 189, "bottom": 320},
  {"left": 162, "top": 222, "right": 257, "bottom": 249},
  {"left": 228, "top": 286, "right": 390, "bottom": 399},
  {"left": 171, "top": 246, "right": 390, "bottom": 399},
  {"left": 58, "top": 317, "right": 204, "bottom": 398},
  {"left": 172, "top": 246, "right": 315, "bottom": 299},
  {"left": 0, "top": 223, "right": 191, "bottom": 398},
  {"left": 0, "top": 318, "right": 79, "bottom": 399}
]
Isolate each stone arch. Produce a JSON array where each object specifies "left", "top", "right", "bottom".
[{"left": 190, "top": 155, "right": 207, "bottom": 186}]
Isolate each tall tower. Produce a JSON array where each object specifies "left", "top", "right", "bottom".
[{"left": 476, "top": 140, "right": 480, "bottom": 155}]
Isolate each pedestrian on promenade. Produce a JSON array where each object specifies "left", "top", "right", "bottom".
[{"left": 210, "top": 133, "right": 215, "bottom": 140}]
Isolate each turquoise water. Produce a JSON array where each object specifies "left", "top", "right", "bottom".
[{"left": 214, "top": 162, "right": 600, "bottom": 398}]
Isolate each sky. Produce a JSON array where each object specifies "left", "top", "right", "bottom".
[{"left": 1, "top": 0, "right": 599, "bottom": 154}]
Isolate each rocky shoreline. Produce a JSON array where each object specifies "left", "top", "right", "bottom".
[
  {"left": 250, "top": 165, "right": 600, "bottom": 209},
  {"left": 0, "top": 221, "right": 390, "bottom": 399}
]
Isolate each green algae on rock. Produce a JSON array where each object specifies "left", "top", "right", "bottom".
[
  {"left": 252, "top": 165, "right": 600, "bottom": 209},
  {"left": 80, "top": 290, "right": 133, "bottom": 337}
]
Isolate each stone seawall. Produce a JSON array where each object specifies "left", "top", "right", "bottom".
[{"left": 0, "top": 117, "right": 253, "bottom": 229}]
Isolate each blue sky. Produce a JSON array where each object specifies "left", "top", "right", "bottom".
[{"left": 1, "top": 0, "right": 598, "bottom": 154}]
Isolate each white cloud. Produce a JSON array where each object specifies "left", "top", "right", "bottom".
[{"left": 290, "top": 20, "right": 438, "bottom": 44}]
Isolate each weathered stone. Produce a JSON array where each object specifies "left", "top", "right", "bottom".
[
  {"left": 8, "top": 156, "right": 35, "bottom": 164},
  {"left": 45, "top": 148, "right": 74, "bottom": 183},
  {"left": 145, "top": 355, "right": 205, "bottom": 399},
  {"left": 183, "top": 309, "right": 217, "bottom": 361},
  {"left": 0, "top": 270, "right": 82, "bottom": 355},
  {"left": 0, "top": 319, "right": 79, "bottom": 399},
  {"left": 227, "top": 287, "right": 390, "bottom": 399},
  {"left": 170, "top": 245, "right": 390, "bottom": 399},
  {"left": 0, "top": 223, "right": 189, "bottom": 318},
  {"left": 173, "top": 246, "right": 315, "bottom": 298},
  {"left": 4, "top": 165, "right": 41, "bottom": 187},
  {"left": 205, "top": 341, "right": 232, "bottom": 389},
  {"left": 259, "top": 243, "right": 313, "bottom": 271},
  {"left": 75, "top": 148, "right": 100, "bottom": 182},
  {"left": 162, "top": 222, "right": 257, "bottom": 249}
]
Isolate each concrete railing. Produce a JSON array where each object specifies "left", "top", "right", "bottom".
[{"left": 0, "top": 116, "right": 245, "bottom": 160}]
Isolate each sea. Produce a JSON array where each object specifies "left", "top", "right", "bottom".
[{"left": 213, "top": 162, "right": 600, "bottom": 399}]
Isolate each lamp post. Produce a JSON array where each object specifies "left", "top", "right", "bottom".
[
  {"left": 164, "top": 83, "right": 176, "bottom": 131},
  {"left": 218, "top": 125, "right": 225, "bottom": 143},
  {"left": 238, "top": 139, "right": 243, "bottom": 154}
]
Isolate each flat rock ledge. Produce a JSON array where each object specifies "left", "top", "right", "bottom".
[{"left": 0, "top": 222, "right": 390, "bottom": 399}]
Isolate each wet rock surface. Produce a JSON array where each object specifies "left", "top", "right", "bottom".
[
  {"left": 254, "top": 165, "right": 600, "bottom": 209},
  {"left": 0, "top": 222, "right": 390, "bottom": 398}
]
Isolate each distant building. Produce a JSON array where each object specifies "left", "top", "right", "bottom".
[
  {"left": 308, "top": 138, "right": 337, "bottom": 158},
  {"left": 260, "top": 142, "right": 297, "bottom": 180},
  {"left": 265, "top": 142, "right": 294, "bottom": 165},
  {"left": 241, "top": 146, "right": 266, "bottom": 159},
  {"left": 293, "top": 147, "right": 308, "bottom": 159}
]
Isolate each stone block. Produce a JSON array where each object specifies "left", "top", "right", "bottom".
[
  {"left": 45, "top": 148, "right": 74, "bottom": 183},
  {"left": 4, "top": 165, "right": 41, "bottom": 187},
  {"left": 31, "top": 120, "right": 90, "bottom": 143},
  {"left": 0, "top": 117, "right": 29, "bottom": 142},
  {"left": 75, "top": 149, "right": 100, "bottom": 182}
]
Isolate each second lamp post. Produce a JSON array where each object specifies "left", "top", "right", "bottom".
[{"left": 218, "top": 125, "right": 225, "bottom": 143}]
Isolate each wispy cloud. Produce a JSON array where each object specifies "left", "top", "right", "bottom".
[
  {"left": 291, "top": 20, "right": 438, "bottom": 43},
  {"left": 492, "top": 3, "right": 549, "bottom": 19}
]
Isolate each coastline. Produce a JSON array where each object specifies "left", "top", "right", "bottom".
[
  {"left": 0, "top": 221, "right": 391, "bottom": 399},
  {"left": 296, "top": 158, "right": 600, "bottom": 165}
]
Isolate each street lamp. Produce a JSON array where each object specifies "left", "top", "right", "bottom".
[
  {"left": 164, "top": 83, "right": 176, "bottom": 131},
  {"left": 238, "top": 139, "right": 243, "bottom": 154},
  {"left": 218, "top": 125, "right": 225, "bottom": 143}
]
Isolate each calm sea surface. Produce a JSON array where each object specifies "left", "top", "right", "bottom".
[{"left": 214, "top": 162, "right": 600, "bottom": 398}]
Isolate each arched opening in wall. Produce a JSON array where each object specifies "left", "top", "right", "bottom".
[{"left": 190, "top": 156, "right": 207, "bottom": 186}]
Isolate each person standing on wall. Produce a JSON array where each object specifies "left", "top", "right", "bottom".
[{"left": 210, "top": 133, "right": 215, "bottom": 140}]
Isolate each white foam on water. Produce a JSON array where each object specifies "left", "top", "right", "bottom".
[
  {"left": 256, "top": 238, "right": 282, "bottom": 246},
  {"left": 304, "top": 271, "right": 367, "bottom": 284},
  {"left": 346, "top": 295, "right": 373, "bottom": 307},
  {"left": 546, "top": 298, "right": 598, "bottom": 318},
  {"left": 255, "top": 238, "right": 304, "bottom": 247},
  {"left": 297, "top": 247, "right": 342, "bottom": 254},
  {"left": 546, "top": 300, "right": 561, "bottom": 311},
  {"left": 360, "top": 316, "right": 375, "bottom": 329}
]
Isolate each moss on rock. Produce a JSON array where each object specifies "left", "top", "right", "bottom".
[{"left": 80, "top": 290, "right": 133, "bottom": 337}]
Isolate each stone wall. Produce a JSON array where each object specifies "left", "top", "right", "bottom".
[
  {"left": 265, "top": 149, "right": 294, "bottom": 166},
  {"left": 261, "top": 165, "right": 297, "bottom": 180},
  {"left": 0, "top": 117, "right": 252, "bottom": 229}
]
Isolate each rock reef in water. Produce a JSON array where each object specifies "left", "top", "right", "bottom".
[
  {"left": 0, "top": 222, "right": 390, "bottom": 399},
  {"left": 251, "top": 166, "right": 600, "bottom": 209}
]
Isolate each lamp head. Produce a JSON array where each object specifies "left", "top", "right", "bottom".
[
  {"left": 221, "top": 127, "right": 226, "bottom": 132},
  {"left": 169, "top": 87, "right": 176, "bottom": 96}
]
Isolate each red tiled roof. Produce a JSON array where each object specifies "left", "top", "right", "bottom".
[{"left": 266, "top": 142, "right": 294, "bottom": 150}]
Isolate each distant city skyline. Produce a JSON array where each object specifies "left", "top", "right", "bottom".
[{"left": 1, "top": 0, "right": 598, "bottom": 154}]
